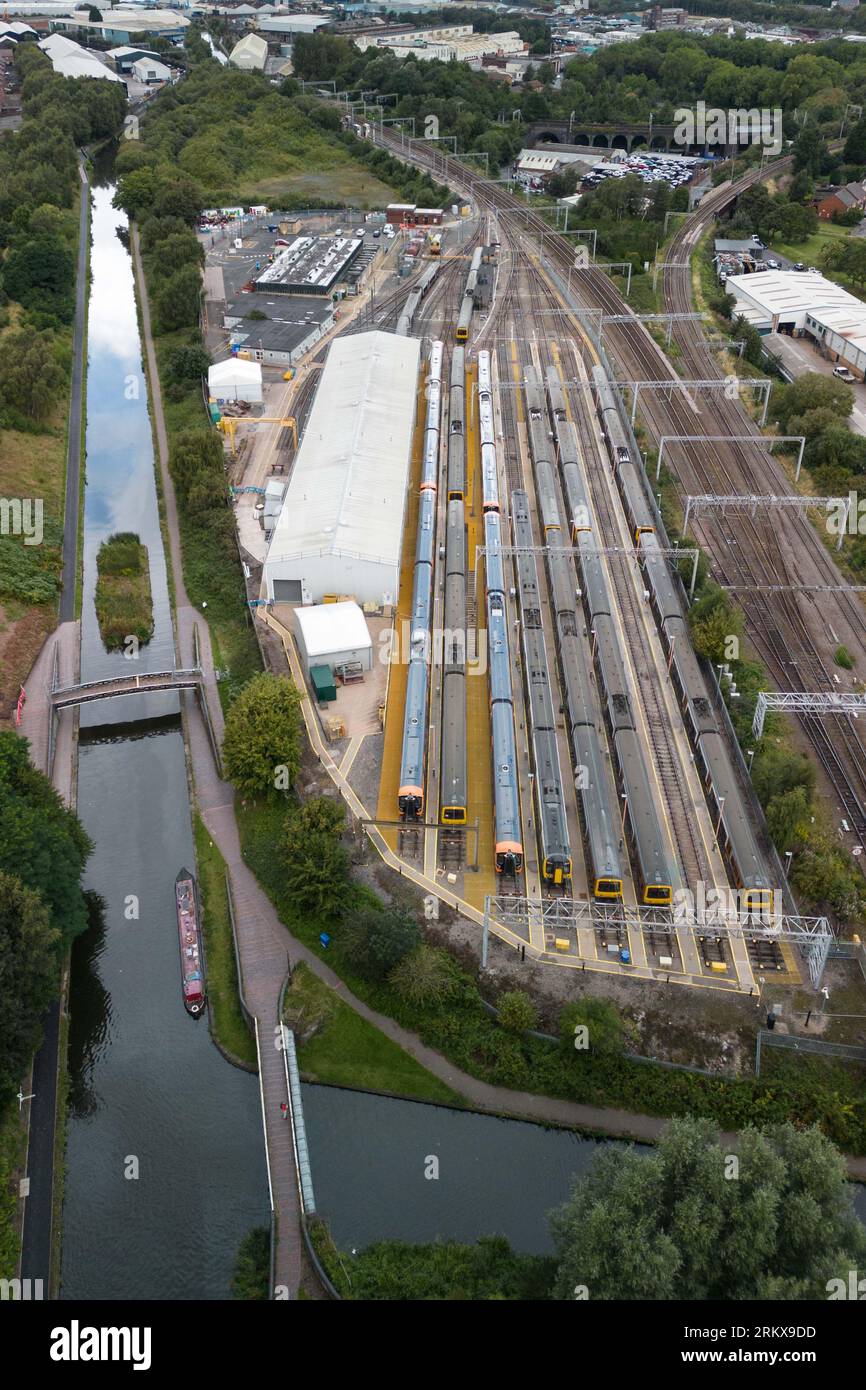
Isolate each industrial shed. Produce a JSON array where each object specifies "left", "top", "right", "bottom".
[
  {"left": 229, "top": 32, "right": 267, "bottom": 70},
  {"left": 208, "top": 357, "right": 263, "bottom": 404},
  {"left": 263, "top": 330, "right": 421, "bottom": 606},
  {"left": 294, "top": 601, "right": 373, "bottom": 676}
]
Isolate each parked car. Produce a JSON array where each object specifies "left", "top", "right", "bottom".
[
  {"left": 833, "top": 365, "right": 857, "bottom": 382},
  {"left": 792, "top": 262, "right": 807, "bottom": 272},
  {"left": 766, "top": 259, "right": 779, "bottom": 269}
]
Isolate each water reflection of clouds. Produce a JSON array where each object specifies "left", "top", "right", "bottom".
[{"left": 86, "top": 187, "right": 141, "bottom": 366}]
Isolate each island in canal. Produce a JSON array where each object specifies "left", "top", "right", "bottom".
[{"left": 95, "top": 532, "right": 154, "bottom": 652}]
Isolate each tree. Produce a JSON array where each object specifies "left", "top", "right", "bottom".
[
  {"left": 843, "top": 115, "right": 866, "bottom": 167},
  {"left": 167, "top": 344, "right": 211, "bottom": 383},
  {"left": 688, "top": 585, "right": 743, "bottom": 664},
  {"left": 792, "top": 125, "right": 828, "bottom": 179},
  {"left": 339, "top": 904, "right": 421, "bottom": 982},
  {"left": 231, "top": 1227, "right": 269, "bottom": 1300},
  {"left": 389, "top": 944, "right": 460, "bottom": 1009},
  {"left": 0, "top": 872, "right": 60, "bottom": 1091},
  {"left": 497, "top": 989, "right": 537, "bottom": 1034},
  {"left": 222, "top": 673, "right": 302, "bottom": 800},
  {"left": 773, "top": 372, "right": 853, "bottom": 431},
  {"left": 283, "top": 796, "right": 352, "bottom": 917},
  {"left": 153, "top": 264, "right": 202, "bottom": 333},
  {"left": 3, "top": 236, "right": 75, "bottom": 322},
  {"left": 0, "top": 328, "right": 65, "bottom": 420},
  {"left": 0, "top": 733, "right": 92, "bottom": 947},
  {"left": 765, "top": 785, "right": 811, "bottom": 852},
  {"left": 558, "top": 996, "right": 630, "bottom": 1054},
  {"left": 550, "top": 1118, "right": 866, "bottom": 1300}
]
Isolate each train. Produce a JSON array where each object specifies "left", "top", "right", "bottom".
[
  {"left": 549, "top": 370, "right": 673, "bottom": 906},
  {"left": 478, "top": 349, "right": 499, "bottom": 512},
  {"left": 440, "top": 348, "right": 468, "bottom": 825},
  {"left": 456, "top": 247, "right": 483, "bottom": 342},
  {"left": 395, "top": 262, "right": 439, "bottom": 338},
  {"left": 485, "top": 508, "right": 523, "bottom": 875},
  {"left": 524, "top": 367, "right": 623, "bottom": 900},
  {"left": 477, "top": 349, "right": 523, "bottom": 875},
  {"left": 447, "top": 346, "right": 465, "bottom": 501},
  {"left": 398, "top": 341, "right": 443, "bottom": 819},
  {"left": 511, "top": 488, "right": 572, "bottom": 886},
  {"left": 590, "top": 365, "right": 775, "bottom": 914}
]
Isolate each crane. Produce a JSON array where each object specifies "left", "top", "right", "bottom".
[{"left": 217, "top": 414, "right": 298, "bottom": 457}]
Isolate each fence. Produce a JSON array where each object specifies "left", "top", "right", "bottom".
[{"left": 755, "top": 1028, "right": 866, "bottom": 1077}]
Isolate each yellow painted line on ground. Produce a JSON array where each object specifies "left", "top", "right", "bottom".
[
  {"left": 462, "top": 358, "right": 497, "bottom": 909},
  {"left": 340, "top": 735, "right": 364, "bottom": 779},
  {"left": 376, "top": 370, "right": 427, "bottom": 851}
]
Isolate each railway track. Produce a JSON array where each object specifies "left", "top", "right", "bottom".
[{"left": 394, "top": 134, "right": 866, "bottom": 852}]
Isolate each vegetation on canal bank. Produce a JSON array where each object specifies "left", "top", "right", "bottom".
[
  {"left": 193, "top": 815, "right": 257, "bottom": 1070},
  {"left": 312, "top": 1225, "right": 554, "bottom": 1301},
  {"left": 94, "top": 532, "right": 153, "bottom": 652},
  {"left": 284, "top": 963, "right": 462, "bottom": 1106},
  {"left": 311, "top": 1118, "right": 866, "bottom": 1300},
  {"left": 231, "top": 1225, "right": 269, "bottom": 1300},
  {"left": 0, "top": 47, "right": 123, "bottom": 721},
  {"left": 236, "top": 796, "right": 866, "bottom": 1154},
  {"left": 0, "top": 731, "right": 92, "bottom": 1269}
]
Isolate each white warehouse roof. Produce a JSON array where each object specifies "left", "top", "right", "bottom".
[
  {"left": 725, "top": 269, "right": 861, "bottom": 326},
  {"left": 294, "top": 601, "right": 372, "bottom": 660},
  {"left": 266, "top": 331, "right": 421, "bottom": 574},
  {"left": 229, "top": 32, "right": 267, "bottom": 68}
]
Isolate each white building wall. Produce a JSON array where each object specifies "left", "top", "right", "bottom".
[{"left": 266, "top": 553, "right": 398, "bottom": 608}]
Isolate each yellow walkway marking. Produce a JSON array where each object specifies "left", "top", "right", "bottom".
[
  {"left": 376, "top": 370, "right": 427, "bottom": 852},
  {"left": 462, "top": 358, "right": 497, "bottom": 909}
]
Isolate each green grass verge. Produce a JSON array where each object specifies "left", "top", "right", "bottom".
[
  {"left": 0, "top": 1095, "right": 27, "bottom": 1279},
  {"left": 286, "top": 963, "right": 463, "bottom": 1105},
  {"left": 194, "top": 815, "right": 257, "bottom": 1069},
  {"left": 236, "top": 799, "right": 866, "bottom": 1154}
]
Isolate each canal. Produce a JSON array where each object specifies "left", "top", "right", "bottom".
[
  {"left": 60, "top": 166, "right": 268, "bottom": 1300},
  {"left": 303, "top": 1085, "right": 866, "bottom": 1256}
]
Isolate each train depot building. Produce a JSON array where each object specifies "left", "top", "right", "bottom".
[
  {"left": 262, "top": 330, "right": 421, "bottom": 606},
  {"left": 725, "top": 268, "right": 866, "bottom": 378},
  {"left": 254, "top": 233, "right": 364, "bottom": 297}
]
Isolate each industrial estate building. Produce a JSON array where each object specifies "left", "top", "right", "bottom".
[
  {"left": 263, "top": 330, "right": 421, "bottom": 606},
  {"left": 293, "top": 601, "right": 374, "bottom": 678},
  {"left": 229, "top": 31, "right": 267, "bottom": 69},
  {"left": 38, "top": 32, "right": 125, "bottom": 80},
  {"left": 725, "top": 268, "right": 866, "bottom": 379},
  {"left": 223, "top": 294, "right": 335, "bottom": 367},
  {"left": 254, "top": 234, "right": 364, "bottom": 297}
]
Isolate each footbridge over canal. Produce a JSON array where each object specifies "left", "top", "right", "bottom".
[
  {"left": 50, "top": 667, "right": 205, "bottom": 708},
  {"left": 47, "top": 662, "right": 221, "bottom": 776}
]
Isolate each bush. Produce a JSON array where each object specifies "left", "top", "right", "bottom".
[
  {"left": 283, "top": 796, "right": 353, "bottom": 917},
  {"left": 389, "top": 944, "right": 460, "bottom": 1010},
  {"left": 339, "top": 905, "right": 421, "bottom": 983},
  {"left": 497, "top": 989, "right": 537, "bottom": 1035},
  {"left": 834, "top": 645, "right": 854, "bottom": 670},
  {"left": 222, "top": 671, "right": 302, "bottom": 799},
  {"left": 558, "top": 997, "right": 630, "bottom": 1055}
]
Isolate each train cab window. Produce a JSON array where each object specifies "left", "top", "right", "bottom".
[
  {"left": 645, "top": 884, "right": 673, "bottom": 906},
  {"left": 596, "top": 878, "right": 623, "bottom": 900}
]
